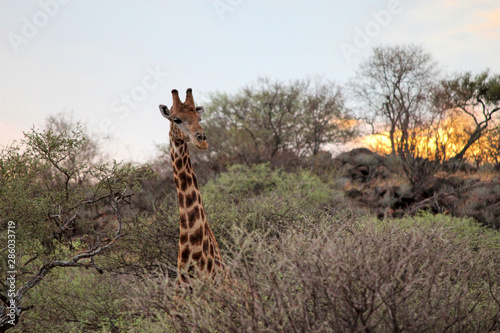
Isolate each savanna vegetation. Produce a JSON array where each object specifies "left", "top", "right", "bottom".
[{"left": 1, "top": 45, "right": 499, "bottom": 332}]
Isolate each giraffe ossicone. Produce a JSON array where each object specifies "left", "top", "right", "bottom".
[{"left": 159, "top": 88, "right": 225, "bottom": 286}]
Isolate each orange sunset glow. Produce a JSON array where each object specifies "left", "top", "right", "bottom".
[{"left": 361, "top": 109, "right": 499, "bottom": 164}]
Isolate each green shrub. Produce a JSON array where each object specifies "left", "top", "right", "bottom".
[
  {"left": 0, "top": 122, "right": 153, "bottom": 330},
  {"left": 202, "top": 163, "right": 341, "bottom": 245},
  {"left": 203, "top": 163, "right": 334, "bottom": 202},
  {"left": 12, "top": 269, "right": 128, "bottom": 333},
  {"left": 101, "top": 199, "right": 180, "bottom": 278}
]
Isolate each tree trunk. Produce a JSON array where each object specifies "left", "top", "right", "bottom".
[
  {"left": 400, "top": 109, "right": 410, "bottom": 157},
  {"left": 451, "top": 125, "right": 485, "bottom": 161},
  {"left": 389, "top": 125, "right": 396, "bottom": 155},
  {"left": 0, "top": 306, "right": 21, "bottom": 333}
]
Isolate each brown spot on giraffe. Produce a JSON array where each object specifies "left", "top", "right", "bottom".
[
  {"left": 159, "top": 88, "right": 226, "bottom": 287},
  {"left": 191, "top": 251, "right": 202, "bottom": 261},
  {"left": 178, "top": 192, "right": 185, "bottom": 208},
  {"left": 187, "top": 206, "right": 200, "bottom": 227},
  {"left": 175, "top": 158, "right": 183, "bottom": 171},
  {"left": 180, "top": 213, "right": 187, "bottom": 229},
  {"left": 198, "top": 256, "right": 206, "bottom": 270},
  {"left": 187, "top": 264, "right": 195, "bottom": 276},
  {"left": 180, "top": 234, "right": 188, "bottom": 245},
  {"left": 189, "top": 225, "right": 203, "bottom": 245},
  {"left": 178, "top": 171, "right": 189, "bottom": 192},
  {"left": 185, "top": 190, "right": 197, "bottom": 209},
  {"left": 180, "top": 246, "right": 190, "bottom": 263},
  {"left": 207, "top": 258, "right": 213, "bottom": 273},
  {"left": 186, "top": 174, "right": 193, "bottom": 187},
  {"left": 188, "top": 206, "right": 200, "bottom": 220}
]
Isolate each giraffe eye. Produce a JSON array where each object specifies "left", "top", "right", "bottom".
[{"left": 173, "top": 117, "right": 182, "bottom": 124}]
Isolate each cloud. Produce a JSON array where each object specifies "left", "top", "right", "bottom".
[
  {"left": 466, "top": 7, "right": 500, "bottom": 38},
  {"left": 408, "top": 1, "right": 500, "bottom": 40},
  {"left": 442, "top": 0, "right": 463, "bottom": 8}
]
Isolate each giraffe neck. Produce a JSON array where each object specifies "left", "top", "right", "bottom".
[{"left": 169, "top": 130, "right": 224, "bottom": 283}]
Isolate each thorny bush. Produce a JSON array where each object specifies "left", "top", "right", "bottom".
[{"left": 129, "top": 212, "right": 500, "bottom": 333}]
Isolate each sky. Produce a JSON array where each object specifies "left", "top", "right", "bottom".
[{"left": 1, "top": 0, "right": 499, "bottom": 163}]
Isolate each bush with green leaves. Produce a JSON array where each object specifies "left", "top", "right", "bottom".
[
  {"left": 202, "top": 163, "right": 343, "bottom": 242},
  {"left": 204, "top": 77, "right": 357, "bottom": 166},
  {"left": 0, "top": 124, "right": 152, "bottom": 331},
  {"left": 12, "top": 268, "right": 129, "bottom": 333}
]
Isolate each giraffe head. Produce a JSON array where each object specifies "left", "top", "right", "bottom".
[{"left": 159, "top": 88, "right": 208, "bottom": 150}]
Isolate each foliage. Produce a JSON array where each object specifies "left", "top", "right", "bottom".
[
  {"left": 101, "top": 201, "right": 180, "bottom": 279},
  {"left": 129, "top": 212, "right": 500, "bottom": 332},
  {"left": 2, "top": 121, "right": 499, "bottom": 332},
  {"left": 401, "top": 155, "right": 441, "bottom": 186},
  {"left": 202, "top": 163, "right": 342, "bottom": 242},
  {"left": 204, "top": 77, "right": 356, "bottom": 166},
  {"left": 3, "top": 46, "right": 500, "bottom": 331},
  {"left": 439, "top": 70, "right": 500, "bottom": 161},
  {"left": 0, "top": 122, "right": 153, "bottom": 331},
  {"left": 204, "top": 163, "right": 332, "bottom": 200},
  {"left": 362, "top": 100, "right": 500, "bottom": 167},
  {"left": 351, "top": 45, "right": 500, "bottom": 183},
  {"left": 11, "top": 268, "right": 128, "bottom": 333},
  {"left": 349, "top": 45, "right": 439, "bottom": 157}
]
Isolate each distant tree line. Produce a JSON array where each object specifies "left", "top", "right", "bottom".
[
  {"left": 349, "top": 45, "right": 500, "bottom": 165},
  {"left": 202, "top": 77, "right": 357, "bottom": 167},
  {"left": 201, "top": 45, "right": 500, "bottom": 171}
]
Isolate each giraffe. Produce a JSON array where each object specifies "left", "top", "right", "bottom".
[{"left": 159, "top": 88, "right": 225, "bottom": 286}]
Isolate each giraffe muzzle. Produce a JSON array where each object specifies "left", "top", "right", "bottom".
[
  {"left": 196, "top": 133, "right": 207, "bottom": 142},
  {"left": 193, "top": 132, "right": 208, "bottom": 150}
]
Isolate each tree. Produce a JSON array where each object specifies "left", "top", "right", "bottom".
[
  {"left": 0, "top": 120, "right": 152, "bottom": 331},
  {"left": 349, "top": 45, "right": 439, "bottom": 157},
  {"left": 481, "top": 128, "right": 500, "bottom": 165},
  {"left": 297, "top": 80, "right": 357, "bottom": 156},
  {"left": 204, "top": 78, "right": 356, "bottom": 166},
  {"left": 440, "top": 71, "right": 500, "bottom": 161}
]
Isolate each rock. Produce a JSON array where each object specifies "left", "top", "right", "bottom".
[
  {"left": 411, "top": 177, "right": 446, "bottom": 201},
  {"left": 333, "top": 148, "right": 390, "bottom": 183},
  {"left": 390, "top": 185, "right": 402, "bottom": 199},
  {"left": 334, "top": 148, "right": 378, "bottom": 166},
  {"left": 410, "top": 198, "right": 435, "bottom": 215},
  {"left": 393, "top": 209, "right": 405, "bottom": 218},
  {"left": 394, "top": 191, "right": 414, "bottom": 209},
  {"left": 392, "top": 177, "right": 447, "bottom": 210},
  {"left": 349, "top": 164, "right": 371, "bottom": 182},
  {"left": 373, "top": 165, "right": 391, "bottom": 180},
  {"left": 440, "top": 194, "right": 460, "bottom": 210},
  {"left": 345, "top": 188, "right": 363, "bottom": 199}
]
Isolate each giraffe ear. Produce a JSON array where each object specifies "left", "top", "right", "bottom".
[
  {"left": 159, "top": 104, "right": 171, "bottom": 120},
  {"left": 196, "top": 106, "right": 204, "bottom": 114}
]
